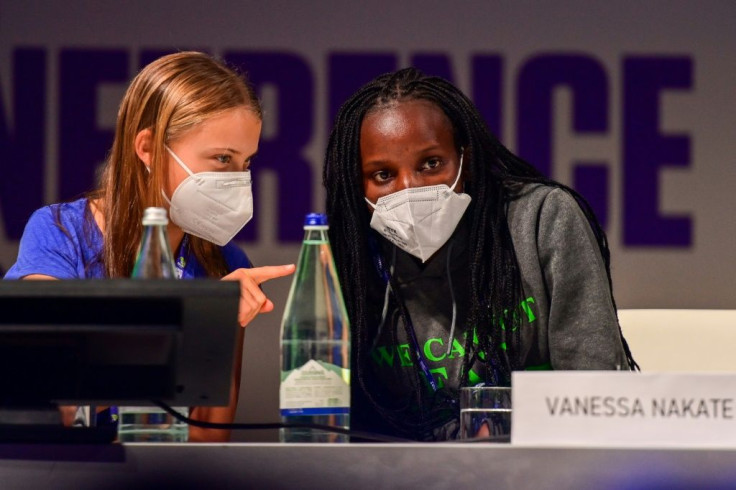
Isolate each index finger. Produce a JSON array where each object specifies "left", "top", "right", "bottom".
[{"left": 246, "top": 264, "right": 296, "bottom": 285}]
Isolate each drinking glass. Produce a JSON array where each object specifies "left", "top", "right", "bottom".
[{"left": 459, "top": 386, "right": 512, "bottom": 442}]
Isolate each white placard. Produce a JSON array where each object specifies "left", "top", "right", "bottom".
[{"left": 511, "top": 371, "right": 736, "bottom": 447}]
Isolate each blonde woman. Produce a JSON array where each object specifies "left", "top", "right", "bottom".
[{"left": 5, "top": 52, "right": 295, "bottom": 441}]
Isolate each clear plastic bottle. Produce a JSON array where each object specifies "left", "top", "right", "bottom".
[
  {"left": 279, "top": 213, "right": 351, "bottom": 442},
  {"left": 117, "top": 206, "right": 189, "bottom": 443}
]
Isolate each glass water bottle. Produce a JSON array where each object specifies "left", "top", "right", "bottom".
[
  {"left": 279, "top": 213, "right": 351, "bottom": 442},
  {"left": 118, "top": 206, "right": 189, "bottom": 443}
]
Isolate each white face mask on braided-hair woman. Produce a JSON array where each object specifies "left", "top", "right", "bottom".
[{"left": 365, "top": 152, "right": 471, "bottom": 263}]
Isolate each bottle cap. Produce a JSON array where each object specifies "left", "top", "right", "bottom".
[
  {"left": 142, "top": 207, "right": 169, "bottom": 226},
  {"left": 304, "top": 213, "right": 327, "bottom": 226}
]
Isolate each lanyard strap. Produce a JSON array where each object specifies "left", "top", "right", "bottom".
[
  {"left": 369, "top": 235, "right": 439, "bottom": 392},
  {"left": 370, "top": 234, "right": 504, "bottom": 390},
  {"left": 174, "top": 234, "right": 189, "bottom": 279}
]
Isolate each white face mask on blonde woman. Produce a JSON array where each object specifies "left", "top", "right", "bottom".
[{"left": 163, "top": 146, "right": 253, "bottom": 246}]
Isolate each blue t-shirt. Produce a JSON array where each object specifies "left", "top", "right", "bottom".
[
  {"left": 4, "top": 198, "right": 253, "bottom": 427},
  {"left": 4, "top": 198, "right": 252, "bottom": 279}
]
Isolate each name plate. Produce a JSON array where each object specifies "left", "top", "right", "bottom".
[{"left": 511, "top": 371, "right": 736, "bottom": 447}]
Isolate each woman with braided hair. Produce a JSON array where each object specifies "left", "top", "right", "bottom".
[{"left": 323, "top": 67, "right": 637, "bottom": 441}]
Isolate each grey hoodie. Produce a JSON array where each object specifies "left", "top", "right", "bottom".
[
  {"left": 507, "top": 184, "right": 629, "bottom": 370},
  {"left": 357, "top": 183, "right": 631, "bottom": 440}
]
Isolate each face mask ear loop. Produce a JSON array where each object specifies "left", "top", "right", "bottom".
[
  {"left": 160, "top": 189, "right": 173, "bottom": 206},
  {"left": 364, "top": 197, "right": 378, "bottom": 209},
  {"left": 445, "top": 239, "right": 458, "bottom": 356},
  {"left": 163, "top": 145, "right": 199, "bottom": 206},
  {"left": 446, "top": 149, "right": 465, "bottom": 196},
  {"left": 165, "top": 146, "right": 197, "bottom": 178}
]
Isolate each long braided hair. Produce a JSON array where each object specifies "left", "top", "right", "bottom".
[{"left": 324, "top": 67, "right": 637, "bottom": 438}]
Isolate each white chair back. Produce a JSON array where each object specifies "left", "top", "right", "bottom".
[{"left": 618, "top": 309, "right": 736, "bottom": 372}]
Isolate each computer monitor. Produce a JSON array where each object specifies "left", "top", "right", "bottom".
[{"left": 0, "top": 279, "right": 240, "bottom": 410}]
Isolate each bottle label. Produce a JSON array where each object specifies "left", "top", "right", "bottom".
[{"left": 279, "top": 359, "right": 350, "bottom": 416}]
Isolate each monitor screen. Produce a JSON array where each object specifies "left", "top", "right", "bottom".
[{"left": 0, "top": 279, "right": 240, "bottom": 408}]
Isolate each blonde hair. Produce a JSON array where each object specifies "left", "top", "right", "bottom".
[{"left": 93, "top": 51, "right": 261, "bottom": 277}]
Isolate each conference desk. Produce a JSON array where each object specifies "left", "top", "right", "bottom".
[{"left": 2, "top": 442, "right": 736, "bottom": 489}]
